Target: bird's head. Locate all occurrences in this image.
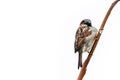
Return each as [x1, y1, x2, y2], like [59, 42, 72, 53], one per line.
[80, 19, 92, 27]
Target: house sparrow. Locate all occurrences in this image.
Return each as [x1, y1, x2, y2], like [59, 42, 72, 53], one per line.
[74, 19, 98, 69]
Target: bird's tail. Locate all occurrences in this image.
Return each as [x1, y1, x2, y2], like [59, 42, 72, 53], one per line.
[78, 50, 82, 69]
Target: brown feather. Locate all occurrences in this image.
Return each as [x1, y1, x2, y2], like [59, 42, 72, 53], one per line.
[75, 26, 91, 52]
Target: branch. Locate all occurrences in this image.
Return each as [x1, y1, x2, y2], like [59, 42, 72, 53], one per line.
[77, 0, 120, 80]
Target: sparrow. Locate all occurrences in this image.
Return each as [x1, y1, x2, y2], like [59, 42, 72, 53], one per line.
[74, 19, 98, 69]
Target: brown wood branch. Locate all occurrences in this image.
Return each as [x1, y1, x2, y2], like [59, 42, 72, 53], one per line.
[77, 0, 120, 80]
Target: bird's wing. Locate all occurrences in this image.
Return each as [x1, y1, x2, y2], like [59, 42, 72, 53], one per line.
[74, 26, 92, 69]
[74, 26, 91, 53]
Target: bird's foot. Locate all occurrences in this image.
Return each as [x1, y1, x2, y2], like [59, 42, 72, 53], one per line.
[94, 36, 98, 40]
[87, 51, 93, 55]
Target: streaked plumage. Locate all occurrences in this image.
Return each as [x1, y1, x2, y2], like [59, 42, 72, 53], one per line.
[74, 19, 98, 69]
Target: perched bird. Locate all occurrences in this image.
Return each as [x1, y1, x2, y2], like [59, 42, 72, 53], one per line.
[74, 19, 98, 69]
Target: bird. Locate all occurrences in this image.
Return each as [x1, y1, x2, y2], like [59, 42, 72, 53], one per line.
[74, 19, 98, 69]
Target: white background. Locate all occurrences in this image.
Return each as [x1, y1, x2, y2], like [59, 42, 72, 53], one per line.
[0, 0, 120, 80]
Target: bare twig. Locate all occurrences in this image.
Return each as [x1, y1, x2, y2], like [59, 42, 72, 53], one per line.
[77, 0, 120, 80]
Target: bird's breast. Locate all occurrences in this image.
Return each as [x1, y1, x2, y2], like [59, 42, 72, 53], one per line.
[82, 39, 95, 53]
